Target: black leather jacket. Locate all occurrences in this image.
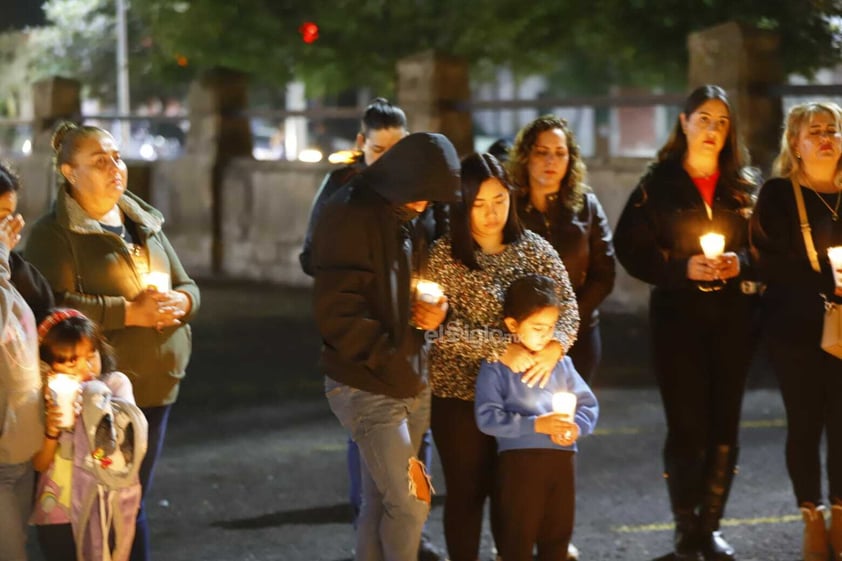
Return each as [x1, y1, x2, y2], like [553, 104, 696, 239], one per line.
[614, 159, 756, 299]
[518, 190, 615, 328]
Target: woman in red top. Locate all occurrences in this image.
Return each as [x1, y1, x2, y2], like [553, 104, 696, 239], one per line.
[614, 85, 759, 561]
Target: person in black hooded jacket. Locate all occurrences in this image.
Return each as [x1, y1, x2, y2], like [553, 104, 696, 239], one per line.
[614, 85, 758, 561]
[312, 132, 461, 561]
[300, 100, 448, 561]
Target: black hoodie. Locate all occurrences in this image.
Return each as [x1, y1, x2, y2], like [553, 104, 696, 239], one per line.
[311, 133, 460, 398]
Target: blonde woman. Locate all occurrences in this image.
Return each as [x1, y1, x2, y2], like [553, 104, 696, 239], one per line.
[751, 101, 842, 561]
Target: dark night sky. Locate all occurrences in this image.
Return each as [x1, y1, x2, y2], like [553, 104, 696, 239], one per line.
[2, 0, 47, 31]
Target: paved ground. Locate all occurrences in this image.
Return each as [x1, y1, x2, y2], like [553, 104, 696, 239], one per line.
[27, 281, 802, 561]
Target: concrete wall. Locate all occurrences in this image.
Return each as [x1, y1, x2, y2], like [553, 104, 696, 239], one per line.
[219, 158, 327, 285]
[214, 155, 652, 312]
[6, 150, 651, 314]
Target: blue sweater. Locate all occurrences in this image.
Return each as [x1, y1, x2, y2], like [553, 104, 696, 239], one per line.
[475, 356, 598, 453]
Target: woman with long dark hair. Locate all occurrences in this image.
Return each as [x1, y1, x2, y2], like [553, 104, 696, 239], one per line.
[427, 152, 579, 561]
[614, 85, 758, 561]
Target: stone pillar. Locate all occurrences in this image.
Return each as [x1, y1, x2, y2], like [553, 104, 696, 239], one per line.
[688, 21, 784, 174]
[153, 67, 252, 275]
[31, 76, 81, 151]
[397, 50, 473, 156]
[185, 67, 252, 160]
[16, 77, 81, 230]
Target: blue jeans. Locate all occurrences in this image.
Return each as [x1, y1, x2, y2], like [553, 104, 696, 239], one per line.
[348, 429, 434, 528]
[326, 377, 432, 561]
[0, 461, 34, 561]
[130, 404, 173, 561]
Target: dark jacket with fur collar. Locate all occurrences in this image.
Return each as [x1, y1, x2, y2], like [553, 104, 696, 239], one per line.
[23, 186, 200, 407]
[312, 132, 460, 398]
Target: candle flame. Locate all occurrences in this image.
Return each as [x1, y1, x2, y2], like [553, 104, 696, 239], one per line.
[699, 233, 725, 259]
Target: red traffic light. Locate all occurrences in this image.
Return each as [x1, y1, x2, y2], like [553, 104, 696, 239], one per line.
[299, 21, 319, 44]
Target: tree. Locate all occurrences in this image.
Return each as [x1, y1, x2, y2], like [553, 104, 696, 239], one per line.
[0, 31, 34, 117]
[28, 0, 191, 106]
[133, 0, 589, 95]
[571, 0, 842, 93]
[24, 0, 842, 100]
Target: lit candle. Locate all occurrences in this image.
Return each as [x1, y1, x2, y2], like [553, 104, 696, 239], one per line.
[829, 247, 842, 288]
[141, 272, 171, 292]
[414, 279, 443, 304]
[699, 233, 725, 260]
[552, 391, 577, 419]
[48, 373, 81, 429]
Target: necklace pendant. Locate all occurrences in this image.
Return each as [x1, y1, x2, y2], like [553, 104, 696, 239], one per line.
[834, 214, 839, 222]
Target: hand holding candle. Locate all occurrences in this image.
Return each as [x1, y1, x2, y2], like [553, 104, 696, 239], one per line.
[552, 391, 577, 419]
[141, 272, 171, 293]
[829, 247, 842, 290]
[699, 233, 725, 260]
[410, 279, 448, 330]
[47, 373, 81, 429]
[414, 280, 443, 304]
[534, 392, 580, 446]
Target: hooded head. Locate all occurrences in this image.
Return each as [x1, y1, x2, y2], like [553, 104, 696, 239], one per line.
[359, 132, 461, 205]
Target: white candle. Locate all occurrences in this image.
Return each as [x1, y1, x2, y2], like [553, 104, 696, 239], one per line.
[828, 247, 842, 288]
[699, 233, 725, 260]
[552, 391, 577, 419]
[48, 373, 81, 429]
[141, 272, 171, 292]
[414, 280, 443, 304]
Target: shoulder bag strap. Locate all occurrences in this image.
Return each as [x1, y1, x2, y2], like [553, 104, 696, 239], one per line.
[792, 178, 822, 273]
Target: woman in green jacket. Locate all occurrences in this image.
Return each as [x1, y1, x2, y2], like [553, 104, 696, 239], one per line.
[24, 122, 200, 561]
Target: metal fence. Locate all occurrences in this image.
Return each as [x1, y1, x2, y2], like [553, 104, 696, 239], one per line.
[3, 85, 842, 164]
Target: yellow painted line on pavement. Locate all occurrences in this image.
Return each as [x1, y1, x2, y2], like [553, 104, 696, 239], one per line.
[595, 418, 786, 437]
[740, 418, 787, 428]
[593, 427, 641, 436]
[614, 514, 801, 534]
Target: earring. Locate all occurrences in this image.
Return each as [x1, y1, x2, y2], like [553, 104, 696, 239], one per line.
[795, 152, 801, 159]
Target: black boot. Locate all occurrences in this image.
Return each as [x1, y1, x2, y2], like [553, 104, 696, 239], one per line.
[699, 445, 738, 561]
[673, 509, 705, 561]
[664, 449, 707, 561]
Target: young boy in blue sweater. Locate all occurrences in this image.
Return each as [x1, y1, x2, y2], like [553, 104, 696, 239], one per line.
[475, 274, 599, 561]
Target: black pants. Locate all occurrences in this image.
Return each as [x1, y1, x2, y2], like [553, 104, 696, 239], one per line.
[567, 323, 602, 384]
[431, 396, 501, 561]
[497, 449, 575, 561]
[763, 303, 842, 506]
[37, 523, 76, 561]
[650, 291, 754, 509]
